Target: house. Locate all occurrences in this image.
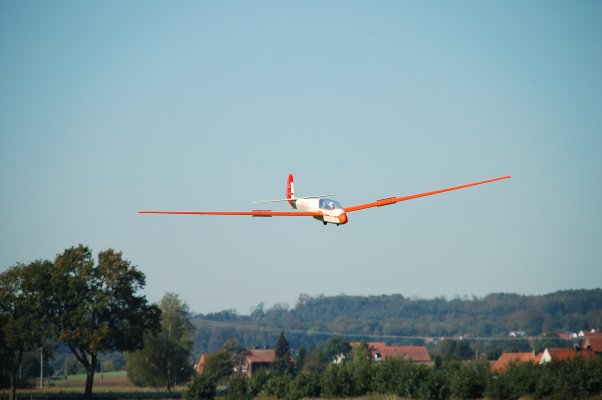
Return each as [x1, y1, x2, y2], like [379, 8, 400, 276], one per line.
[350, 342, 431, 363]
[583, 333, 602, 356]
[537, 348, 596, 364]
[194, 348, 276, 377]
[491, 352, 536, 372]
[578, 329, 598, 337]
[240, 349, 276, 377]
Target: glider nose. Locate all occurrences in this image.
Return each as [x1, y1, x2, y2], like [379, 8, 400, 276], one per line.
[338, 212, 348, 224]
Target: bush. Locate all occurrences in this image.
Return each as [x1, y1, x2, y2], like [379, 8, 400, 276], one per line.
[373, 358, 428, 398]
[185, 374, 216, 400]
[225, 374, 250, 400]
[420, 367, 451, 400]
[288, 370, 321, 400]
[545, 356, 602, 400]
[449, 361, 491, 399]
[488, 361, 537, 400]
[321, 363, 355, 398]
[263, 373, 292, 399]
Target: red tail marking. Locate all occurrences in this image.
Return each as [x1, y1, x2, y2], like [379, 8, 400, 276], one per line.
[286, 173, 294, 207]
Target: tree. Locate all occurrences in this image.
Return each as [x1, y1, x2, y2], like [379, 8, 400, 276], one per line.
[321, 363, 355, 397]
[433, 339, 475, 361]
[419, 366, 451, 400]
[0, 260, 53, 400]
[351, 340, 372, 396]
[224, 374, 251, 400]
[321, 336, 352, 365]
[260, 371, 293, 399]
[160, 293, 194, 389]
[450, 360, 491, 400]
[185, 373, 216, 400]
[126, 292, 194, 390]
[199, 349, 235, 384]
[487, 361, 538, 400]
[50, 245, 160, 400]
[289, 370, 321, 399]
[272, 332, 293, 375]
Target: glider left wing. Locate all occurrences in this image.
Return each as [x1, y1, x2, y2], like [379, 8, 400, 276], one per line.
[137, 210, 323, 217]
[344, 176, 511, 213]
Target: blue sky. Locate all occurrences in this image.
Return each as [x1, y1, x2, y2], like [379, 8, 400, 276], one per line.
[1, 1, 601, 314]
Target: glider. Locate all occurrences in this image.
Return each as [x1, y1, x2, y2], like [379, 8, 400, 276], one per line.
[139, 174, 510, 226]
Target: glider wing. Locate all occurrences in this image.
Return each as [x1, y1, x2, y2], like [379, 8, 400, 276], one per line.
[137, 210, 323, 217]
[343, 176, 511, 213]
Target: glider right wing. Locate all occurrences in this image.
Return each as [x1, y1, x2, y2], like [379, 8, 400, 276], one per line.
[343, 176, 511, 213]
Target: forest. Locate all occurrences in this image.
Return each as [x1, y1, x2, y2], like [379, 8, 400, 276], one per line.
[192, 289, 602, 356]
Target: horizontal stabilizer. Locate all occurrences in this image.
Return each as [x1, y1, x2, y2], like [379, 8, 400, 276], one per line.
[254, 194, 335, 204]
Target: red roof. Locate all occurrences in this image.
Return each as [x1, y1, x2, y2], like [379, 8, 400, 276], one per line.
[195, 353, 208, 374]
[492, 352, 536, 372]
[351, 342, 431, 363]
[246, 349, 276, 364]
[377, 345, 431, 362]
[585, 337, 602, 353]
[539, 348, 596, 363]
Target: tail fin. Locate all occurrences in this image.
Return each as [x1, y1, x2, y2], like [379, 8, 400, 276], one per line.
[254, 174, 333, 205]
[286, 173, 295, 208]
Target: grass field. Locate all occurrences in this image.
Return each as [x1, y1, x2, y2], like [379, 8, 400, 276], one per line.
[50, 370, 133, 387]
[0, 371, 186, 399]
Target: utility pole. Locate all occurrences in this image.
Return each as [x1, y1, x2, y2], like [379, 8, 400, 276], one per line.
[167, 322, 172, 391]
[39, 347, 44, 389]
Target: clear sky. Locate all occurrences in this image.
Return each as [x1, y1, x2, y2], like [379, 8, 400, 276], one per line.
[1, 1, 601, 315]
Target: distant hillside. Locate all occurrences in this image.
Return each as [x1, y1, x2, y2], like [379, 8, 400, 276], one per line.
[191, 289, 602, 355]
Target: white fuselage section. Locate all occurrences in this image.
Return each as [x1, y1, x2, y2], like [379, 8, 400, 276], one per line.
[293, 198, 348, 225]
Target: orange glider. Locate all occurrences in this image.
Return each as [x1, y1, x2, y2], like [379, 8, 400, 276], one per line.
[138, 174, 510, 226]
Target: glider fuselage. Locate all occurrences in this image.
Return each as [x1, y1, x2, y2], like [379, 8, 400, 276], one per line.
[292, 197, 348, 225]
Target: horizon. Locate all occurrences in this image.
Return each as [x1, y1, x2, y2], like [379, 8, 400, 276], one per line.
[193, 287, 601, 317]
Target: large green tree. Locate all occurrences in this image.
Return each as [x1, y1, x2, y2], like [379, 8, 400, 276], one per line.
[0, 260, 53, 400]
[126, 292, 194, 390]
[51, 245, 160, 400]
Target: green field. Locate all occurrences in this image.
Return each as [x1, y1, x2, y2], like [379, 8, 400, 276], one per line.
[49, 369, 132, 388]
[3, 371, 185, 400]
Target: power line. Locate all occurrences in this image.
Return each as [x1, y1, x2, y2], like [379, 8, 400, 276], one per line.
[193, 319, 538, 342]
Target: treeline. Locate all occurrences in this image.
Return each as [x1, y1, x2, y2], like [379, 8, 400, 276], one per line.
[192, 290, 602, 354]
[187, 336, 602, 400]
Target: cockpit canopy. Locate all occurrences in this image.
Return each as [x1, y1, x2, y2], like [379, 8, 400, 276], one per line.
[319, 198, 343, 210]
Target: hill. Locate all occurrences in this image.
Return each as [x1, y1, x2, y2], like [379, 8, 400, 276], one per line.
[191, 289, 602, 355]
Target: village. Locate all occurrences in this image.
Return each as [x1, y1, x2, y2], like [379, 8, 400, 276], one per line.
[194, 329, 602, 378]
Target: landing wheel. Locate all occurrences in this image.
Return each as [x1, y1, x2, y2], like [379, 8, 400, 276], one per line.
[323, 221, 327, 226]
